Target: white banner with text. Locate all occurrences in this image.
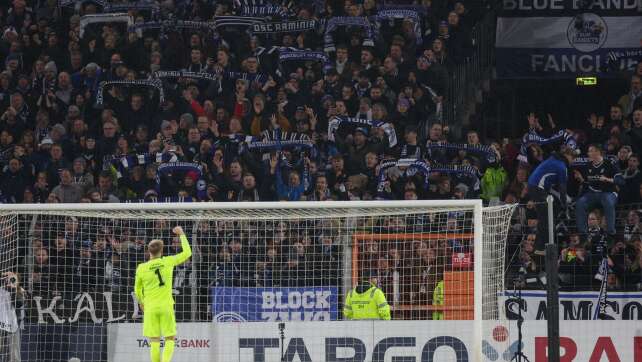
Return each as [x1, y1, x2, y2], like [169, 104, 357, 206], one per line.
[501, 290, 642, 320]
[107, 320, 642, 361]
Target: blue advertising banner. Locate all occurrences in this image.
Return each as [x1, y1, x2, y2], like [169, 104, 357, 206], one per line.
[496, 2, 642, 78]
[212, 287, 339, 322]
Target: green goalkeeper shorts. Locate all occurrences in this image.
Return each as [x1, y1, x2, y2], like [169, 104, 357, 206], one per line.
[143, 307, 176, 338]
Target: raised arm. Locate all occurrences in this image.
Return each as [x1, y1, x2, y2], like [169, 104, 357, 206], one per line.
[171, 226, 192, 266]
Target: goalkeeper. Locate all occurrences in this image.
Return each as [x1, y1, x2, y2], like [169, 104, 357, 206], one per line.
[135, 226, 192, 362]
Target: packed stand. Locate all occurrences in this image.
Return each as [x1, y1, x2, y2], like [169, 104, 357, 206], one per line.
[0, 0, 489, 204]
[0, 0, 641, 302]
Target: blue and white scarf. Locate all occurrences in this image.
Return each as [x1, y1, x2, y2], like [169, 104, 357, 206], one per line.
[222, 71, 269, 84]
[262, 129, 306, 141]
[519, 129, 577, 163]
[125, 196, 195, 203]
[96, 79, 164, 105]
[327, 116, 397, 147]
[260, 129, 317, 157]
[214, 15, 266, 30]
[103, 1, 160, 18]
[399, 143, 422, 159]
[375, 158, 430, 197]
[155, 162, 207, 200]
[430, 163, 481, 194]
[128, 20, 217, 36]
[252, 19, 317, 34]
[405, 160, 432, 188]
[255, 129, 313, 179]
[374, 8, 422, 45]
[324, 17, 375, 52]
[255, 46, 297, 56]
[212, 71, 268, 92]
[211, 134, 256, 162]
[419, 83, 443, 121]
[59, 0, 106, 8]
[240, 4, 289, 17]
[246, 139, 314, 152]
[571, 155, 618, 167]
[278, 49, 332, 75]
[425, 143, 497, 163]
[247, 131, 313, 156]
[378, 3, 429, 15]
[80, 13, 133, 38]
[376, 158, 402, 195]
[153, 70, 219, 82]
[104, 152, 179, 178]
[376, 159, 480, 199]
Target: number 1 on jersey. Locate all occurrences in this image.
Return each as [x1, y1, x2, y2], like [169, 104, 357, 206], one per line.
[154, 268, 165, 286]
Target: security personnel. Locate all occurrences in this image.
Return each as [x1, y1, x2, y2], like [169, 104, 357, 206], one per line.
[432, 280, 444, 320]
[343, 273, 391, 320]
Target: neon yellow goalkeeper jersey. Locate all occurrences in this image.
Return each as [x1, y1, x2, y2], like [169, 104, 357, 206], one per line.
[135, 234, 192, 310]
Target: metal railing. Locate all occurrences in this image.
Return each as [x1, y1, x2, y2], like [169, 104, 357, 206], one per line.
[444, 11, 497, 129]
[507, 201, 642, 292]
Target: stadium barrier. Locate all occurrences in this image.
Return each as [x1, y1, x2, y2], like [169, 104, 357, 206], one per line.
[107, 320, 642, 362]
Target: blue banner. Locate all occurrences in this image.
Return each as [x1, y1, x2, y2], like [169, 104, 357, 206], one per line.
[212, 287, 339, 322]
[496, 9, 642, 78]
[496, 47, 642, 79]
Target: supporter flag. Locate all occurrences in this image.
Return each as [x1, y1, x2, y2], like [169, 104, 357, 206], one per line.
[495, 1, 642, 78]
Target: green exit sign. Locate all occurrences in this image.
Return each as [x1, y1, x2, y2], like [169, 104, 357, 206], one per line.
[576, 77, 597, 86]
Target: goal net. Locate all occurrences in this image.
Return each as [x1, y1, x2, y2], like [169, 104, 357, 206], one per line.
[0, 200, 515, 362]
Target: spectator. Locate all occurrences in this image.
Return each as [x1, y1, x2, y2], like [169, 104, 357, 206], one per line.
[618, 75, 642, 116]
[96, 120, 118, 163]
[312, 233, 340, 286]
[51, 168, 82, 203]
[574, 144, 624, 238]
[559, 245, 592, 289]
[527, 147, 575, 253]
[480, 148, 508, 203]
[44, 143, 70, 188]
[622, 211, 642, 243]
[94, 170, 120, 202]
[281, 241, 309, 287]
[73, 240, 98, 293]
[0, 158, 29, 202]
[627, 110, 642, 156]
[49, 233, 75, 297]
[275, 161, 305, 201]
[608, 104, 624, 124]
[237, 173, 265, 201]
[212, 248, 234, 287]
[32, 171, 50, 203]
[31, 247, 50, 296]
[71, 157, 94, 194]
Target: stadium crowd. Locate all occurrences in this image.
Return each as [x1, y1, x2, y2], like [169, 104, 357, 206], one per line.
[0, 0, 642, 321]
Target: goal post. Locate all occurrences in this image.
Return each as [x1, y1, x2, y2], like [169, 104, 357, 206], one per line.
[0, 200, 516, 362]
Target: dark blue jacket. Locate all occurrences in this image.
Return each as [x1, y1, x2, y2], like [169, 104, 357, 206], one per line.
[528, 154, 569, 205]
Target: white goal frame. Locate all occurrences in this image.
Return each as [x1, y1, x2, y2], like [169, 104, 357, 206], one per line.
[1, 199, 487, 361]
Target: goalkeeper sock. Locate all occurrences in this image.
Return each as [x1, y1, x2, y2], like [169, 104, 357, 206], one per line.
[150, 341, 161, 362]
[162, 339, 175, 362]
